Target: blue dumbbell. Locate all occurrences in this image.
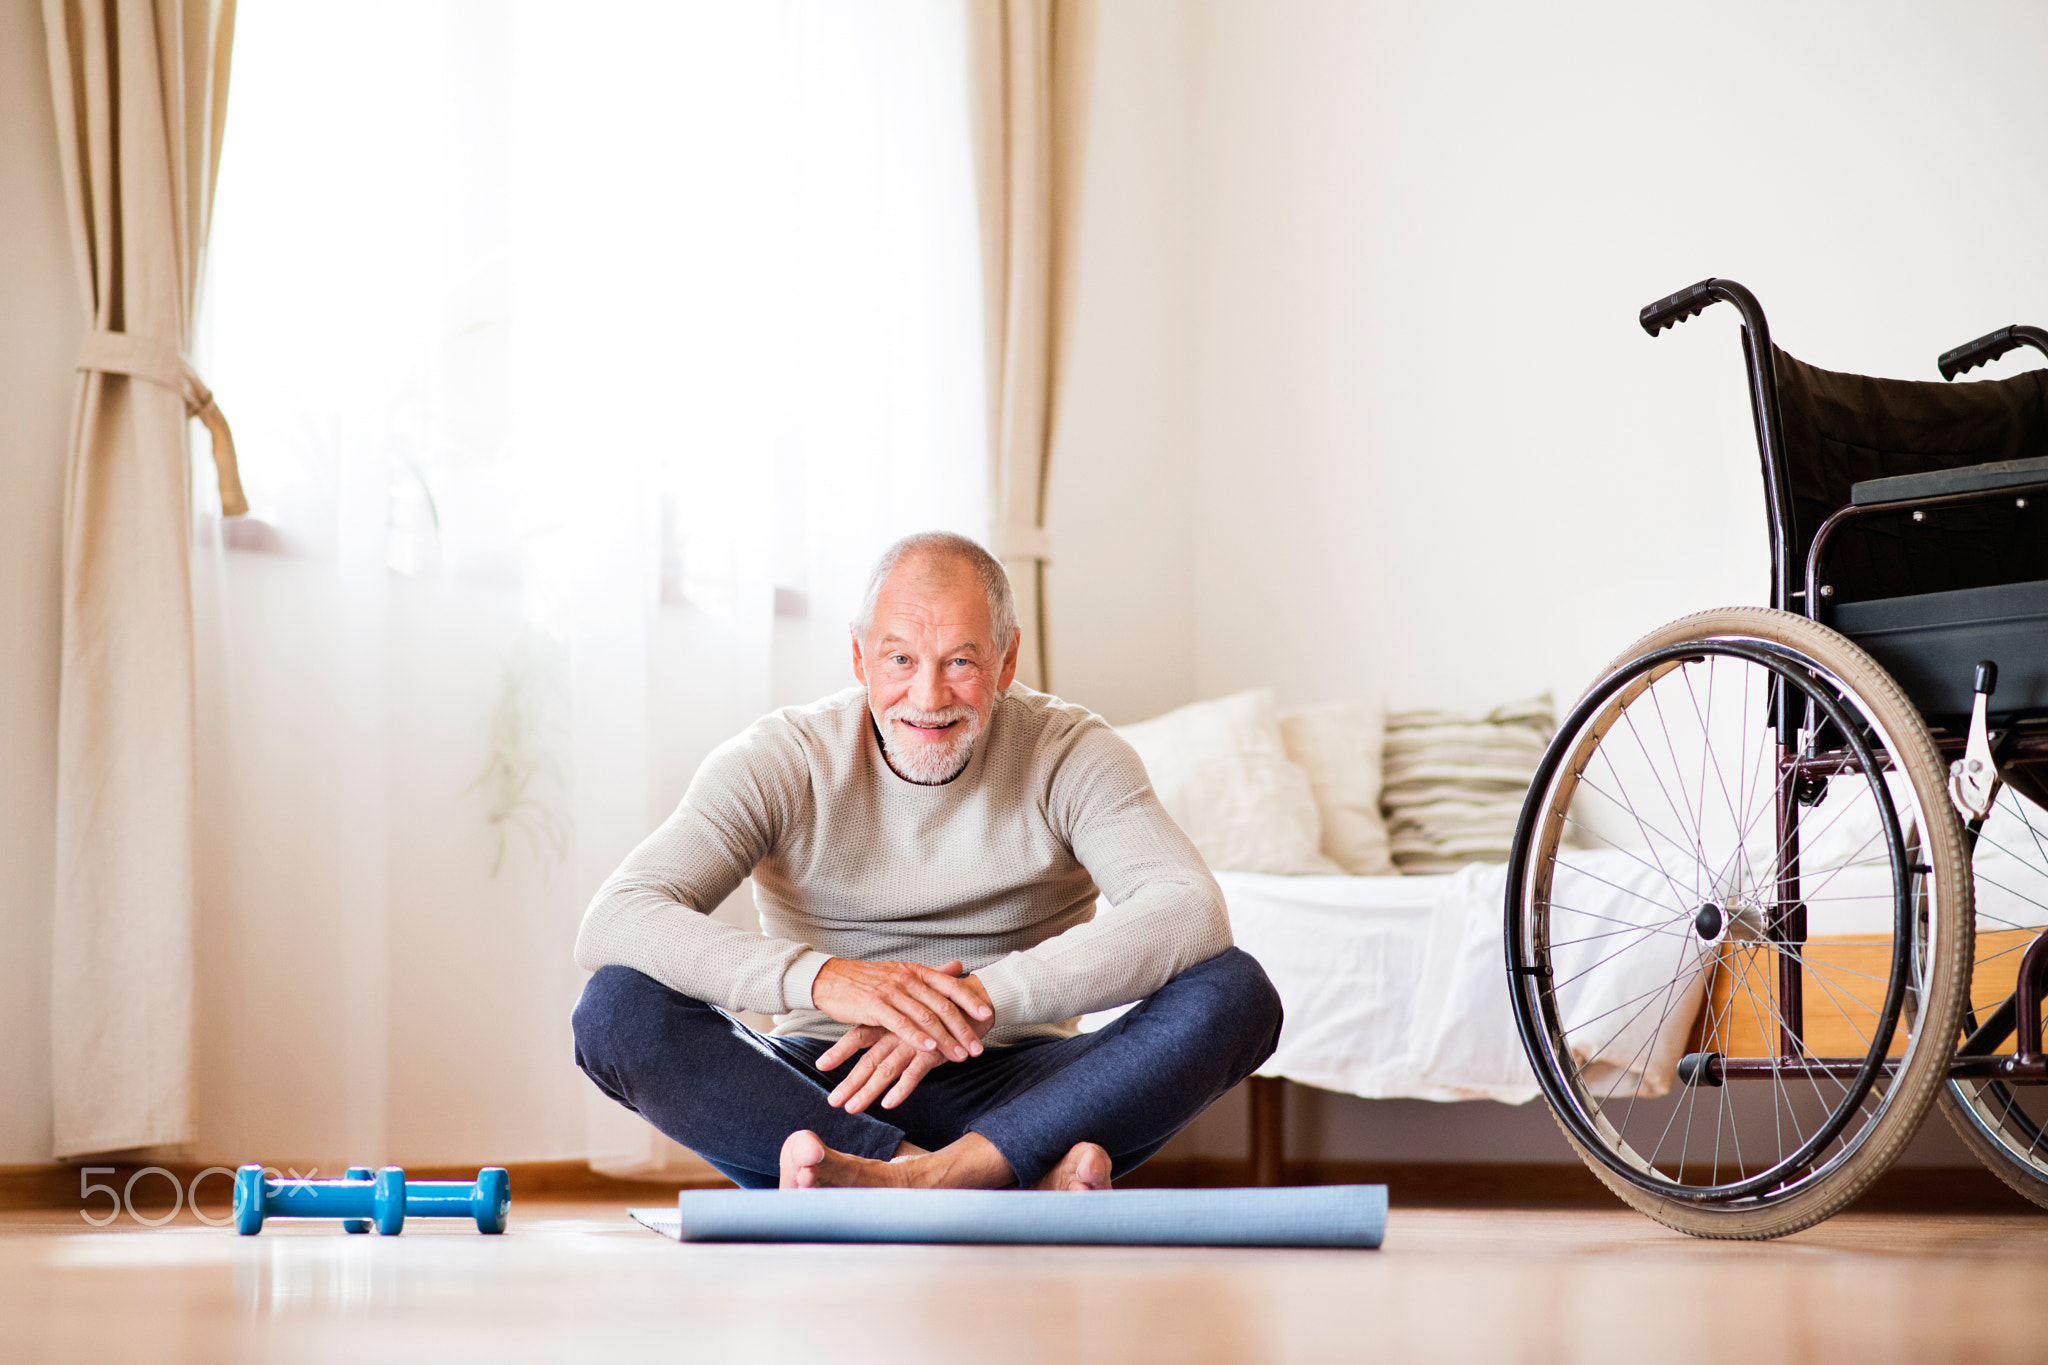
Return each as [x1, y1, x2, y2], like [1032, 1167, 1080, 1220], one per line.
[234, 1164, 405, 1235]
[404, 1168, 510, 1233]
[232, 1165, 510, 1235]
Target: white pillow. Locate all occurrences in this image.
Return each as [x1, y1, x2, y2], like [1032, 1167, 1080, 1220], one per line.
[1117, 690, 1342, 875]
[1279, 697, 1395, 876]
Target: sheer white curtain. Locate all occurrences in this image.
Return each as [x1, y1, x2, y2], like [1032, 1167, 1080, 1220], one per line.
[193, 0, 986, 1172]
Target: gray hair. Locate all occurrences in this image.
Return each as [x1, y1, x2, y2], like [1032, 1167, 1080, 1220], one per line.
[852, 531, 1019, 659]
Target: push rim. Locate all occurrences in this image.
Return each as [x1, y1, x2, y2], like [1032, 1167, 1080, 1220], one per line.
[1508, 634, 1926, 1207]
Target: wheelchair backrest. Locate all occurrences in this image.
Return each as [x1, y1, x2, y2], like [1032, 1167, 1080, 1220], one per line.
[1773, 348, 2048, 607]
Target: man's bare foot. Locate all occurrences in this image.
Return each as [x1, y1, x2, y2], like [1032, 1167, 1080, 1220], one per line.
[780, 1130, 918, 1188]
[780, 1130, 1017, 1190]
[1033, 1142, 1112, 1192]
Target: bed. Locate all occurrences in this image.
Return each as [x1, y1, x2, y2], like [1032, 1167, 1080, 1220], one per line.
[1083, 848, 1717, 1179]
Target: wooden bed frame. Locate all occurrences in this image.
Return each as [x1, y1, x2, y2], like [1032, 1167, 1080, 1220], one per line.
[1249, 1075, 1287, 1185]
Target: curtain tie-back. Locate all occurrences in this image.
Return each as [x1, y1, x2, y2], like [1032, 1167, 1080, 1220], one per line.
[988, 525, 1052, 562]
[75, 329, 250, 518]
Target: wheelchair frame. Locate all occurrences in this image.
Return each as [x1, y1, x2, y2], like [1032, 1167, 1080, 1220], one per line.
[1641, 279, 2048, 1088]
[1508, 278, 2048, 1236]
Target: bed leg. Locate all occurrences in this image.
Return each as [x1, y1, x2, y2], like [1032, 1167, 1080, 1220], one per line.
[1248, 1076, 1286, 1186]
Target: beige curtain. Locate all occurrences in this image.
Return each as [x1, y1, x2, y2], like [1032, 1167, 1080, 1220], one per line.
[42, 0, 244, 1157]
[969, 0, 1095, 693]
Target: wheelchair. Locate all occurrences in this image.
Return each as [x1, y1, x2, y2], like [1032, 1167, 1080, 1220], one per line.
[1505, 278, 2048, 1238]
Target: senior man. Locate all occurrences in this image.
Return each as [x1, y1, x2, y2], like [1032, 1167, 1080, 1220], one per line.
[571, 531, 1280, 1191]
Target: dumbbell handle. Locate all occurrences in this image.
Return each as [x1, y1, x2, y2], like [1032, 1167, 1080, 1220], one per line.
[407, 1181, 485, 1217]
[264, 1176, 375, 1219]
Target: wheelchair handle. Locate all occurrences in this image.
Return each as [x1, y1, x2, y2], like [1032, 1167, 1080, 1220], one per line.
[1938, 324, 2048, 381]
[1640, 279, 1720, 337]
[1635, 278, 1803, 663]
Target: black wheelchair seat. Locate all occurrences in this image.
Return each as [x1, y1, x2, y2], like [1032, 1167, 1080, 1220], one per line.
[1835, 579, 2048, 718]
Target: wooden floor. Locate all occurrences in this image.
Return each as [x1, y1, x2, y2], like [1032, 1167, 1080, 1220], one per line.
[6, 1197, 2048, 1362]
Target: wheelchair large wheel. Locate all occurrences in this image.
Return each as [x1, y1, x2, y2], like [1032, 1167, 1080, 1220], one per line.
[1507, 607, 1972, 1239]
[1941, 787, 2048, 1209]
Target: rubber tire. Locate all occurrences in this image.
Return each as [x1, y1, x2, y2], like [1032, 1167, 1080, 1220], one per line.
[1522, 607, 1974, 1240]
[1939, 1083, 2048, 1211]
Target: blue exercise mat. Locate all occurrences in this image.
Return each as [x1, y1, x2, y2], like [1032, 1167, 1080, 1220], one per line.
[662, 1185, 1385, 1248]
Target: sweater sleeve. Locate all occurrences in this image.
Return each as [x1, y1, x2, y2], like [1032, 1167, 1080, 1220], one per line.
[573, 719, 831, 1014]
[973, 719, 1232, 1026]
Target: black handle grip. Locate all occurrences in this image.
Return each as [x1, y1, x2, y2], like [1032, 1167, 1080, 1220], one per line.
[1940, 327, 2023, 381]
[1976, 660, 1999, 697]
[1640, 279, 1720, 337]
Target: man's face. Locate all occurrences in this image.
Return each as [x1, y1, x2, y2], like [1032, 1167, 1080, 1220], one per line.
[852, 556, 1020, 785]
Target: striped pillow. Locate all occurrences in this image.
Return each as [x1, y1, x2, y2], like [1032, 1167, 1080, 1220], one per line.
[1381, 696, 1553, 874]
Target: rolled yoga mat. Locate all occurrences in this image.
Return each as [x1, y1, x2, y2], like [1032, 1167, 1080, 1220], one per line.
[654, 1185, 1386, 1248]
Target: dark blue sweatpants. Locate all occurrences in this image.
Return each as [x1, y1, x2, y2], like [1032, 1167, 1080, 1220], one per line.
[572, 947, 1282, 1189]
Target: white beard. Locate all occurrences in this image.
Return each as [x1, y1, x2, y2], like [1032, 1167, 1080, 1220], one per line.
[876, 699, 983, 785]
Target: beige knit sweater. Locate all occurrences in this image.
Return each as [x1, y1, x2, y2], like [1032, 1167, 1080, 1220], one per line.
[573, 686, 1230, 1043]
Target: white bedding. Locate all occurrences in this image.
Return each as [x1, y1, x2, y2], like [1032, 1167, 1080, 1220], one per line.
[1092, 849, 1709, 1105]
[1086, 785, 2048, 1110]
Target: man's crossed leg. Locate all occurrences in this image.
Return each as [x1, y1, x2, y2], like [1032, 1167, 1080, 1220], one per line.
[572, 948, 1282, 1191]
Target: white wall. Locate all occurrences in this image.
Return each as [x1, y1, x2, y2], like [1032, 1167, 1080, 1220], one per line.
[0, 1, 74, 1165]
[1184, 0, 2048, 713]
[1055, 0, 2048, 1166]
